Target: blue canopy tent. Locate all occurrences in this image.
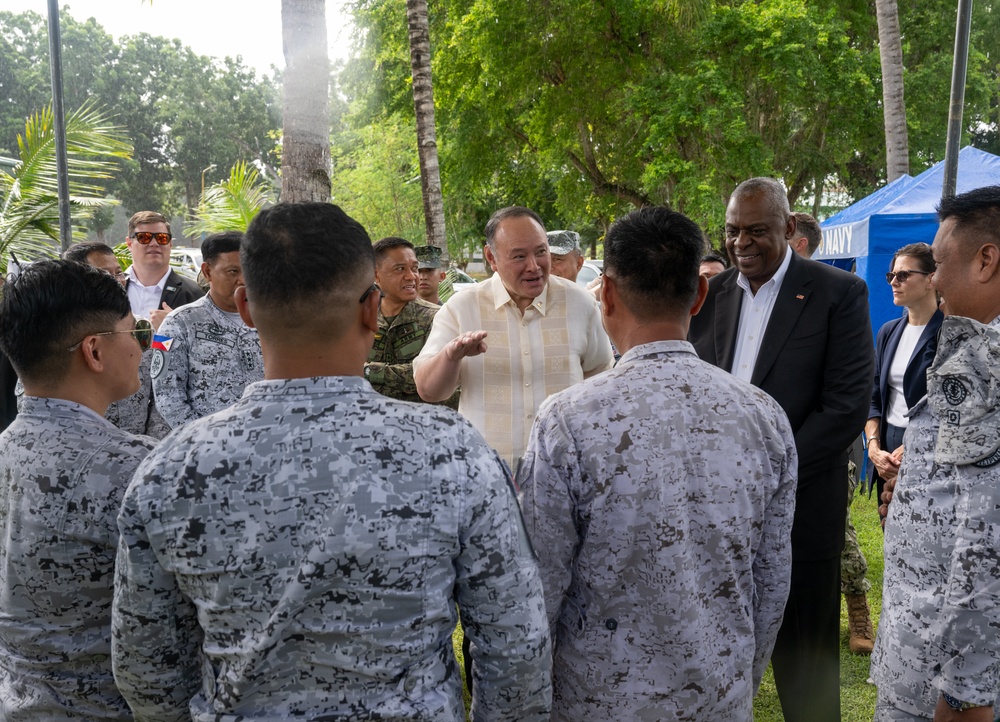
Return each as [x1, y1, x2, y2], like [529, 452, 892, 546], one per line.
[815, 146, 1000, 337]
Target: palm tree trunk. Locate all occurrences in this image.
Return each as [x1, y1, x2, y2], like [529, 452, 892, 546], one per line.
[406, 0, 447, 254]
[876, 0, 909, 181]
[281, 0, 331, 202]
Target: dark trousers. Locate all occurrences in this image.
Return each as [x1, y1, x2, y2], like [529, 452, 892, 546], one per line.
[771, 556, 842, 722]
[875, 422, 907, 501]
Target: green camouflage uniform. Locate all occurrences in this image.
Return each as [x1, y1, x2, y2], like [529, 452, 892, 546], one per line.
[365, 298, 459, 409]
[841, 446, 871, 596]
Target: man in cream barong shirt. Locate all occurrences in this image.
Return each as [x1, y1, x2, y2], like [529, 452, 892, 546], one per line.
[414, 206, 613, 472]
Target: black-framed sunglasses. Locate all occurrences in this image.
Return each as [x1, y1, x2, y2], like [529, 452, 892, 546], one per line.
[359, 283, 385, 304]
[67, 318, 154, 352]
[130, 231, 172, 245]
[885, 269, 932, 284]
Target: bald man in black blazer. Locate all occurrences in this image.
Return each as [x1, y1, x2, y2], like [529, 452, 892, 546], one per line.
[689, 178, 873, 722]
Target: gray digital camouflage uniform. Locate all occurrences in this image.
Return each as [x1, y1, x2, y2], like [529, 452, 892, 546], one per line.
[113, 375, 551, 722]
[518, 340, 797, 721]
[872, 316, 1000, 718]
[107, 347, 170, 438]
[16, 350, 169, 439]
[366, 297, 459, 409]
[0, 396, 154, 720]
[151, 294, 263, 429]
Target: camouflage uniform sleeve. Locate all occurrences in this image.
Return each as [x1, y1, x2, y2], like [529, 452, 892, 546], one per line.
[364, 360, 418, 397]
[152, 312, 199, 429]
[454, 423, 552, 722]
[934, 466, 1000, 705]
[516, 396, 580, 630]
[112, 465, 202, 721]
[751, 402, 797, 691]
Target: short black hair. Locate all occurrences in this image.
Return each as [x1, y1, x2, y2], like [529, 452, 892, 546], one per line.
[484, 206, 545, 249]
[792, 212, 822, 256]
[242, 202, 373, 309]
[201, 231, 243, 264]
[937, 186, 1000, 251]
[372, 237, 414, 265]
[0, 259, 130, 384]
[604, 206, 704, 319]
[701, 251, 727, 267]
[62, 241, 116, 264]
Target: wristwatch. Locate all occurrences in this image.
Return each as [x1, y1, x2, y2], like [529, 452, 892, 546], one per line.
[867, 436, 880, 448]
[942, 691, 980, 712]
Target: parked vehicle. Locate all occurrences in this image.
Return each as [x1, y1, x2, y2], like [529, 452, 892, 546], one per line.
[169, 249, 203, 280]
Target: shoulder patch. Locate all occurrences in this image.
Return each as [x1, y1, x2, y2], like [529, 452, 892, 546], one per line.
[150, 349, 166, 379]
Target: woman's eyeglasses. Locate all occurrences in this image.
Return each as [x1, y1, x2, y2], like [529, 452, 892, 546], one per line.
[67, 318, 154, 352]
[885, 269, 931, 284]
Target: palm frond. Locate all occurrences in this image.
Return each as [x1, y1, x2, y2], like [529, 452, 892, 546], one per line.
[187, 161, 273, 235]
[0, 101, 132, 272]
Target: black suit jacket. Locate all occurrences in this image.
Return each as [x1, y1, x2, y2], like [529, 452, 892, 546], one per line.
[157, 269, 205, 309]
[689, 252, 874, 560]
[867, 309, 943, 492]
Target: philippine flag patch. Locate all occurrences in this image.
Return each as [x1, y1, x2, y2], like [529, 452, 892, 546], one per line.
[152, 334, 173, 352]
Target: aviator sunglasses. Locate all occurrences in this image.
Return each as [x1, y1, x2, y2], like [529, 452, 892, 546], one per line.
[885, 269, 931, 284]
[67, 318, 154, 352]
[130, 231, 173, 246]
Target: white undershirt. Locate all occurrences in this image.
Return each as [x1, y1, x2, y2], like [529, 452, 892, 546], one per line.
[126, 266, 170, 319]
[885, 322, 926, 427]
[730, 246, 794, 382]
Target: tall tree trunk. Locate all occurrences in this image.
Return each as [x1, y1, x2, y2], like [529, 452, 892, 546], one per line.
[406, 0, 447, 254]
[876, 0, 909, 181]
[281, 0, 331, 203]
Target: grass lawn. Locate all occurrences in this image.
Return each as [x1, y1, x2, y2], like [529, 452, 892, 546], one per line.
[753, 487, 883, 721]
[453, 487, 885, 720]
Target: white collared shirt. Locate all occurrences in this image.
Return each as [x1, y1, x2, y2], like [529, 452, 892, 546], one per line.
[730, 246, 794, 382]
[415, 274, 613, 470]
[126, 266, 170, 319]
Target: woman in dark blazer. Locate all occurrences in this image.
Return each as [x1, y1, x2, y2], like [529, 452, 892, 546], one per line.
[865, 243, 942, 501]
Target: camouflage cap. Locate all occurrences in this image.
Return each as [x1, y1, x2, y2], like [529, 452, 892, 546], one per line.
[546, 230, 581, 256]
[927, 316, 1000, 467]
[415, 245, 443, 269]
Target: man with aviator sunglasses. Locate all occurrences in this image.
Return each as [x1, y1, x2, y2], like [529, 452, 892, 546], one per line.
[0, 260, 156, 719]
[124, 211, 203, 330]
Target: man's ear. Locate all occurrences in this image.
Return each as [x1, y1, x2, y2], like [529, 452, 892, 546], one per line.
[690, 274, 709, 317]
[200, 261, 213, 283]
[234, 286, 255, 328]
[78, 336, 106, 373]
[361, 286, 380, 334]
[600, 274, 614, 315]
[484, 243, 499, 273]
[977, 243, 1000, 281]
[785, 213, 798, 241]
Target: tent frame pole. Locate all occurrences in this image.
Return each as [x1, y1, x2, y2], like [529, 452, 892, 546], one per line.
[943, 0, 974, 199]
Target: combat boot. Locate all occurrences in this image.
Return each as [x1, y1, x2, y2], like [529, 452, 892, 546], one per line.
[846, 592, 875, 655]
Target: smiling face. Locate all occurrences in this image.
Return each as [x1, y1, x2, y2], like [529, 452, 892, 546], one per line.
[375, 246, 419, 309]
[485, 215, 550, 309]
[126, 221, 172, 279]
[724, 192, 793, 293]
[931, 217, 980, 318]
